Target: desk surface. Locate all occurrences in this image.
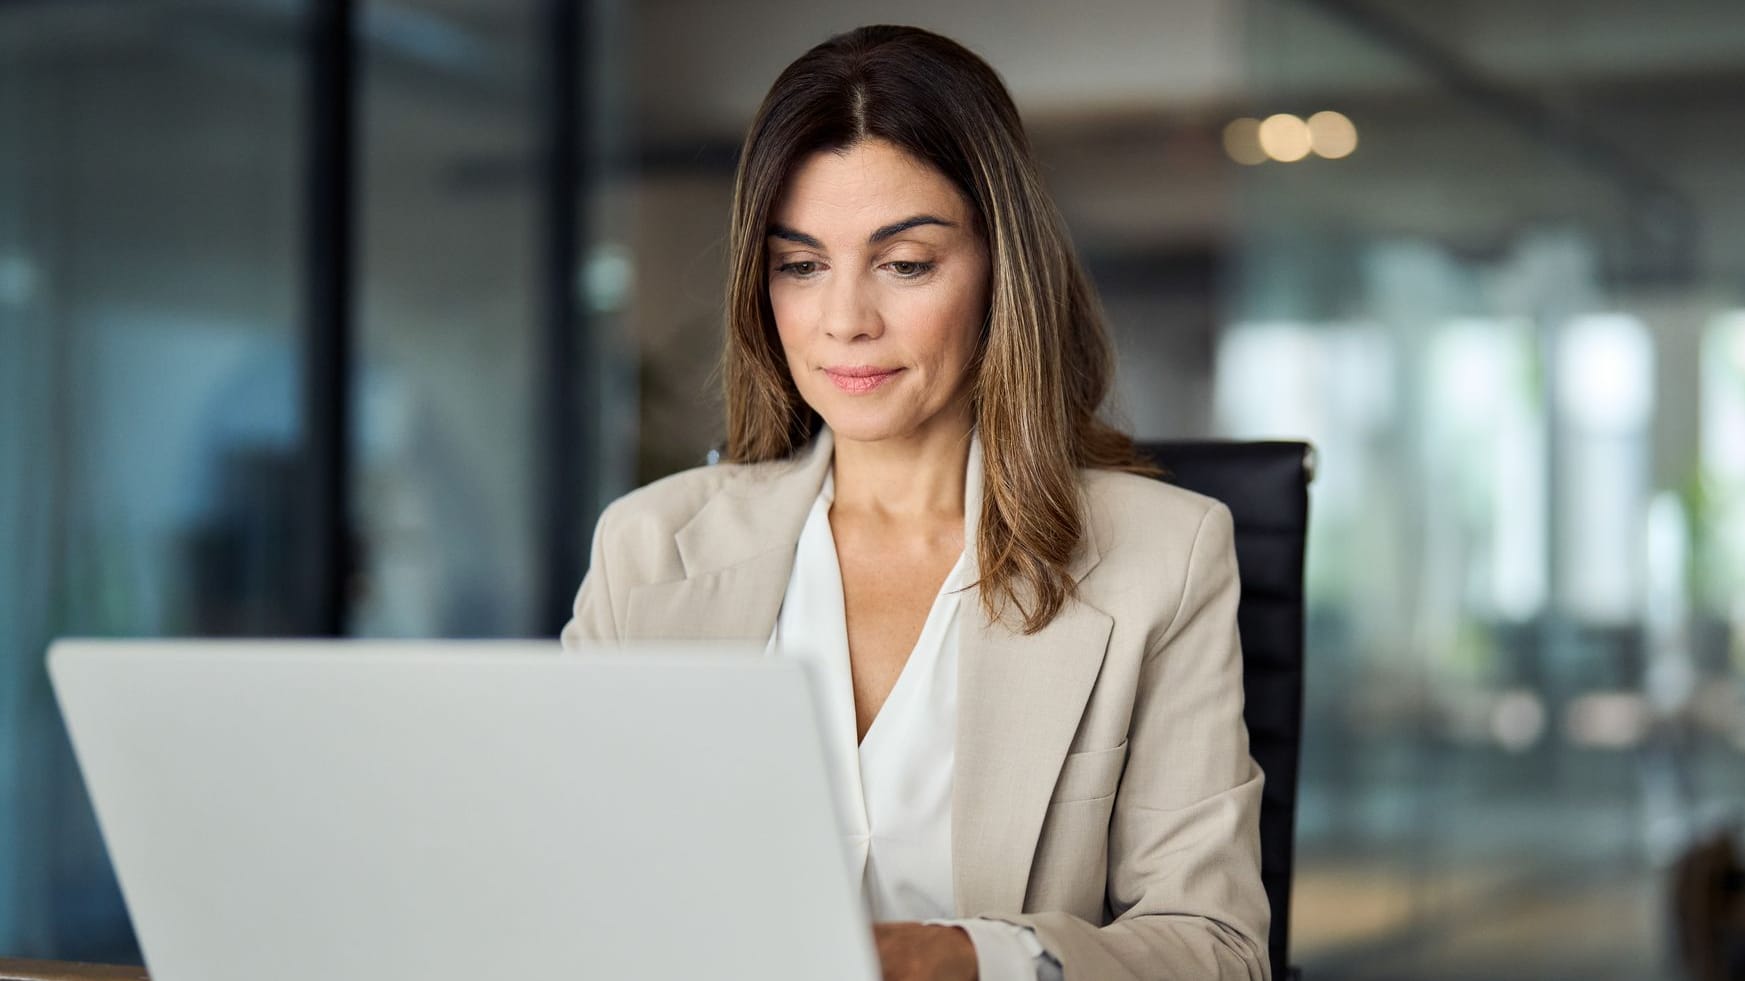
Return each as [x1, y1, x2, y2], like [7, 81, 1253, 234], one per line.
[0, 960, 147, 981]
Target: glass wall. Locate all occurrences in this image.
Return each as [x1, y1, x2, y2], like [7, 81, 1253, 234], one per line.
[348, 0, 638, 639]
[0, 0, 630, 958]
[1228, 1, 1745, 976]
[351, 0, 546, 638]
[0, 1, 305, 960]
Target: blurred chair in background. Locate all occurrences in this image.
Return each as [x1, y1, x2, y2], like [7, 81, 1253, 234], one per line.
[1672, 828, 1745, 981]
[1138, 440, 1314, 981]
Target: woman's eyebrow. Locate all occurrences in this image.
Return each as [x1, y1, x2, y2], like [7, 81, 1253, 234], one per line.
[767, 214, 957, 248]
[867, 214, 956, 243]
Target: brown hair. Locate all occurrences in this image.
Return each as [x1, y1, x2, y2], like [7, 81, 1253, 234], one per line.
[723, 24, 1153, 633]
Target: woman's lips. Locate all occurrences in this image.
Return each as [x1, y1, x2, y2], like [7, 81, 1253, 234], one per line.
[823, 366, 903, 394]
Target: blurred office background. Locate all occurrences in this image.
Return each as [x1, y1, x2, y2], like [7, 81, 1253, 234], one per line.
[3, 1, 1744, 977]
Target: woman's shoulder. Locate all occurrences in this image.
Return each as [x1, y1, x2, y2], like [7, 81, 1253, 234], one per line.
[1073, 467, 1238, 636]
[601, 460, 739, 527]
[593, 451, 815, 554]
[1078, 467, 1228, 539]
[1076, 466, 1234, 580]
[598, 455, 790, 533]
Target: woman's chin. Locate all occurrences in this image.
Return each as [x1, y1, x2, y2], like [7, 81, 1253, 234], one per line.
[809, 398, 923, 445]
[813, 404, 967, 448]
[816, 412, 911, 445]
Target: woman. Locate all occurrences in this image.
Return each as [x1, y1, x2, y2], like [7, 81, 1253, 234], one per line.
[561, 24, 1269, 981]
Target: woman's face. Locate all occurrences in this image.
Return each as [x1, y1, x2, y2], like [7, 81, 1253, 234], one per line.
[766, 138, 990, 448]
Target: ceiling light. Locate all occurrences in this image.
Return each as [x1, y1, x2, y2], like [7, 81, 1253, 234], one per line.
[1257, 114, 1311, 163]
[1308, 110, 1358, 159]
[1222, 117, 1267, 166]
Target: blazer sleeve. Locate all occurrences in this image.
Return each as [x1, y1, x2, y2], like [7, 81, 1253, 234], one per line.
[560, 505, 622, 648]
[982, 501, 1271, 980]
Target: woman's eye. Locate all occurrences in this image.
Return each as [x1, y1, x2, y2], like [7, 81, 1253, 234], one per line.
[887, 260, 934, 278]
[776, 261, 819, 277]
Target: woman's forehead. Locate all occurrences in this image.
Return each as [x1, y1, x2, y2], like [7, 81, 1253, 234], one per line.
[769, 141, 971, 236]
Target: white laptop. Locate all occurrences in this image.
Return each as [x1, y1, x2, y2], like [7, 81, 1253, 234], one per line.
[48, 639, 880, 981]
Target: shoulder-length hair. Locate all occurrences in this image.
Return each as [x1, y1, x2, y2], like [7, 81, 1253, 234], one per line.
[722, 24, 1153, 634]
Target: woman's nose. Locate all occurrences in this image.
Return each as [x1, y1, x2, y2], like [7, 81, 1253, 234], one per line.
[821, 273, 882, 342]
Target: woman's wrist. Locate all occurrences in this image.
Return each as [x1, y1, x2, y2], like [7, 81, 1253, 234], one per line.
[940, 924, 980, 979]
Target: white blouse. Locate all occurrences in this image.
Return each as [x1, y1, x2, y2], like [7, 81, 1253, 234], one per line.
[764, 434, 1063, 981]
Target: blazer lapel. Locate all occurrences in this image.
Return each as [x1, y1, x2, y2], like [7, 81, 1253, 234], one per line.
[623, 430, 834, 644]
[952, 497, 1114, 916]
[622, 554, 797, 643]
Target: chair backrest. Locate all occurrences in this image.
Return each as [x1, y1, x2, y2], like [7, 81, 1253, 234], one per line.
[1136, 440, 1312, 981]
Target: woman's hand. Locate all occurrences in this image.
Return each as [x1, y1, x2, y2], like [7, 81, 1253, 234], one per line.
[872, 922, 978, 981]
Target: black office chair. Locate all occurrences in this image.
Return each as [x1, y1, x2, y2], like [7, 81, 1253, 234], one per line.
[1137, 440, 1313, 981]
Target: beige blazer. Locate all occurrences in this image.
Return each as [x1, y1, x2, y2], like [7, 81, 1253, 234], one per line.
[560, 430, 1271, 981]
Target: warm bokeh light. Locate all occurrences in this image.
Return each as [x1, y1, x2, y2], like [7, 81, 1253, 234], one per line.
[1228, 111, 1357, 164]
[1257, 113, 1311, 162]
[1307, 110, 1359, 158]
[1222, 117, 1267, 165]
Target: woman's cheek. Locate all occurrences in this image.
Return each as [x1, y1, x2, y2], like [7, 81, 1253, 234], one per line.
[770, 293, 812, 352]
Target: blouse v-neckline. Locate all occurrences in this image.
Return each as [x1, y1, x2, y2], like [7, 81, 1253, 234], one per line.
[764, 431, 982, 922]
[813, 465, 974, 752]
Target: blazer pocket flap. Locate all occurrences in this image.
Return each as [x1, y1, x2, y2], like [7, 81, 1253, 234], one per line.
[1050, 740, 1129, 802]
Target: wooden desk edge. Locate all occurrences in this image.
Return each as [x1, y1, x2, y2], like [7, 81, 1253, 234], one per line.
[0, 959, 148, 981]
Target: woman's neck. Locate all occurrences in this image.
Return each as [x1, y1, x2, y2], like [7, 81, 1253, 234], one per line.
[829, 410, 973, 523]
